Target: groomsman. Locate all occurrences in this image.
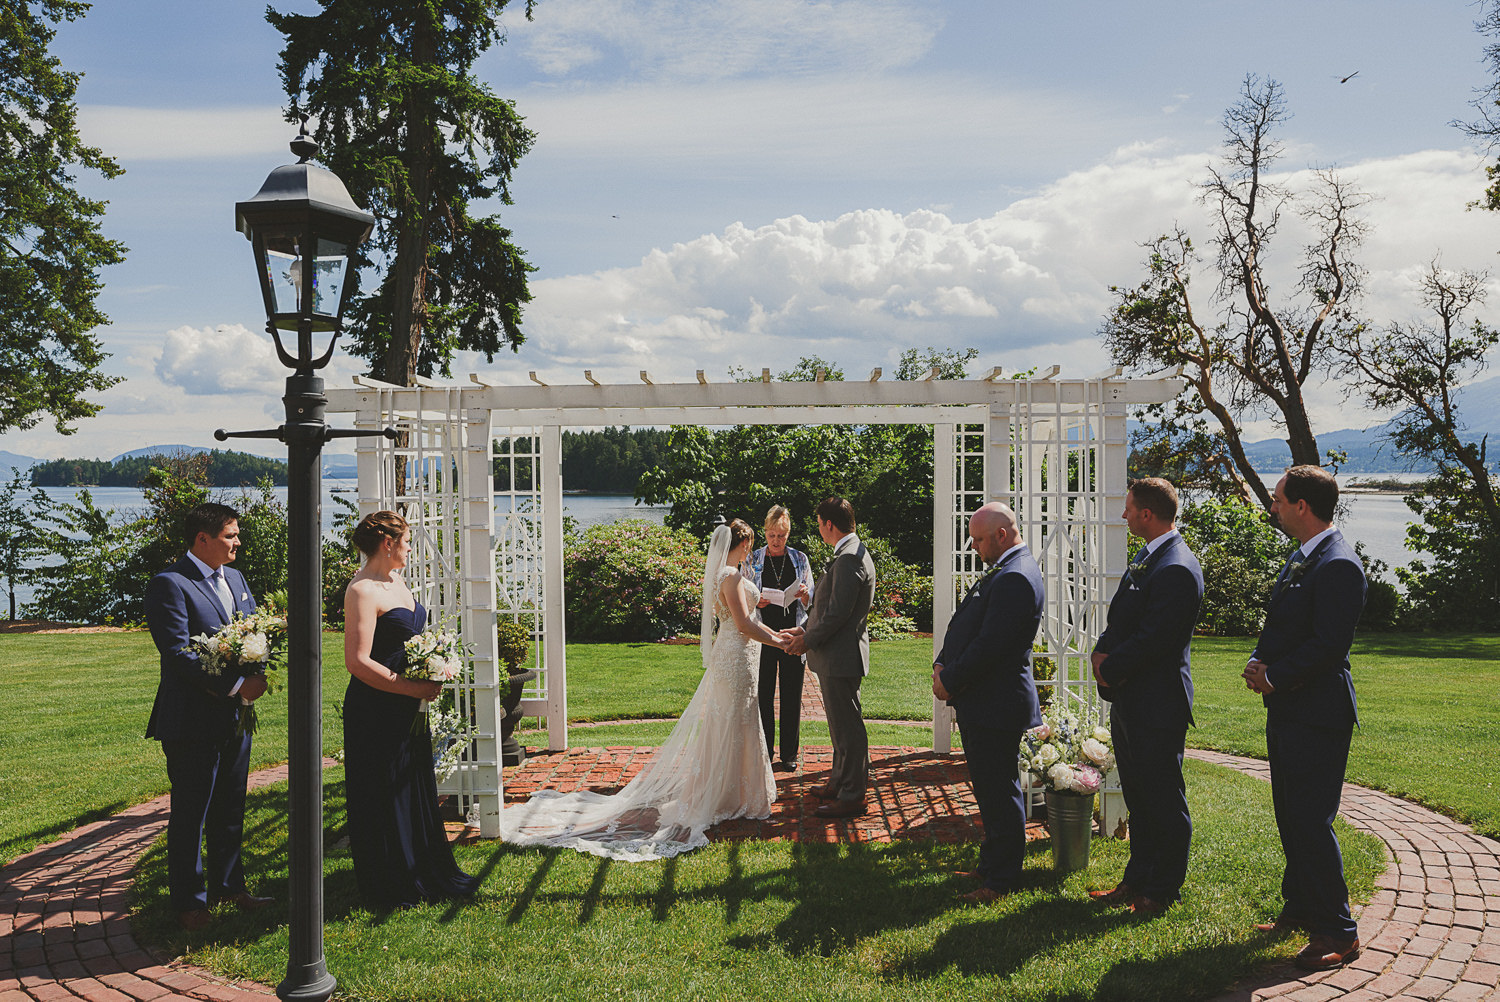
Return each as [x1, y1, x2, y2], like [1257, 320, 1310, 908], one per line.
[1244, 466, 1366, 971]
[786, 497, 876, 818]
[1091, 477, 1203, 916]
[145, 503, 272, 931]
[932, 502, 1043, 904]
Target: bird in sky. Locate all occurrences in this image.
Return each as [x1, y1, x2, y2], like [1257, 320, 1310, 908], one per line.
[1339, 70, 1360, 83]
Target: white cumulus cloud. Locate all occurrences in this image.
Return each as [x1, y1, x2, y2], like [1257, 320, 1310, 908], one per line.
[501, 145, 1498, 395]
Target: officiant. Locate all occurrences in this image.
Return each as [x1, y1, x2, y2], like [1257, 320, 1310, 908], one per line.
[747, 505, 813, 772]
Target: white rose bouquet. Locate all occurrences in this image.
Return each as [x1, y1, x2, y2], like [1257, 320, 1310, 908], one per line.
[186, 609, 286, 736]
[403, 621, 472, 779]
[1019, 704, 1115, 795]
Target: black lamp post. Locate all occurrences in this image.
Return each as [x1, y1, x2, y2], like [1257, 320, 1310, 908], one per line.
[220, 123, 386, 1002]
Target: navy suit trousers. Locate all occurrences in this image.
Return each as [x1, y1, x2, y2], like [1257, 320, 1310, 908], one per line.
[958, 721, 1029, 892]
[1267, 713, 1357, 939]
[162, 730, 253, 911]
[1112, 709, 1191, 901]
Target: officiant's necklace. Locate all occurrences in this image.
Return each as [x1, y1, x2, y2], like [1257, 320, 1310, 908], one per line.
[769, 553, 790, 581]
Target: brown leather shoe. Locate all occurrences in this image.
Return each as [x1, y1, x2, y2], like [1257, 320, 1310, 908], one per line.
[1294, 934, 1361, 971]
[177, 909, 212, 932]
[215, 891, 275, 912]
[960, 886, 1009, 905]
[1088, 884, 1133, 906]
[814, 799, 866, 819]
[1126, 895, 1171, 917]
[809, 783, 839, 800]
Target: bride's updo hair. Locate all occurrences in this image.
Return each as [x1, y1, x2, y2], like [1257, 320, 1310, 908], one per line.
[351, 510, 409, 557]
[726, 518, 754, 551]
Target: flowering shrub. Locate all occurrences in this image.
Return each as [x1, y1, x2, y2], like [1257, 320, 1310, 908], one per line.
[563, 519, 704, 641]
[1019, 704, 1115, 794]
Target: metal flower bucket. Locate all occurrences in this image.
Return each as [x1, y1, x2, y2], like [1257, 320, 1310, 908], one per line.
[1045, 789, 1096, 872]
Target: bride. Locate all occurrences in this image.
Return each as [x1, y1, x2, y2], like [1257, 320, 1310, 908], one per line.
[499, 518, 792, 860]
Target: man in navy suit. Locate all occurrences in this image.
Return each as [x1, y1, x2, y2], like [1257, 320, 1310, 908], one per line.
[1244, 465, 1366, 971]
[933, 502, 1044, 904]
[1091, 477, 1203, 916]
[145, 503, 273, 931]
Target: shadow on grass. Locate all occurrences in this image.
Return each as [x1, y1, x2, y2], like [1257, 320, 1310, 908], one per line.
[3, 800, 130, 865]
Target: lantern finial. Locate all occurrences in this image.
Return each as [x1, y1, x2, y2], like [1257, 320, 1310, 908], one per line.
[290, 117, 318, 164]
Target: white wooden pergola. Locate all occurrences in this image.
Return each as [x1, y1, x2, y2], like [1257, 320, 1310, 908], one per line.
[326, 366, 1183, 838]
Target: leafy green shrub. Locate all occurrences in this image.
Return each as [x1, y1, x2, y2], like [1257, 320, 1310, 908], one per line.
[563, 519, 703, 641]
[496, 618, 532, 670]
[1031, 642, 1057, 709]
[866, 610, 916, 641]
[1361, 579, 1401, 632]
[321, 497, 362, 626]
[1180, 497, 1285, 636]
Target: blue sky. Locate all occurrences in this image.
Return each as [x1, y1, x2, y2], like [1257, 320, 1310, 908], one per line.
[4, 0, 1498, 463]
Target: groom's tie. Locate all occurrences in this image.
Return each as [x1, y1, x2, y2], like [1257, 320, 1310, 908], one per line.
[211, 567, 234, 620]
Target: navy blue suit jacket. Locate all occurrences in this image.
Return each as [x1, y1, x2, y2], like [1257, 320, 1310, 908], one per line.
[936, 544, 1044, 732]
[144, 556, 257, 743]
[1252, 529, 1365, 728]
[1095, 532, 1204, 729]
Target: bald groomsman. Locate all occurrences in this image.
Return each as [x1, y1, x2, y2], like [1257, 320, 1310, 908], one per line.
[933, 502, 1044, 904]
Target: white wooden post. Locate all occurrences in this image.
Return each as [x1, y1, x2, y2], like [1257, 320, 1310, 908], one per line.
[461, 399, 503, 835]
[540, 424, 568, 751]
[931, 423, 956, 752]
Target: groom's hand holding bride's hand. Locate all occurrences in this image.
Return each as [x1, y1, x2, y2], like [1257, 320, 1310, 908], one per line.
[783, 625, 806, 656]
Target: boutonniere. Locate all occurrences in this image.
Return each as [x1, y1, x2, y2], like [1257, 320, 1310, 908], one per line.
[1126, 556, 1151, 586]
[1284, 560, 1308, 585]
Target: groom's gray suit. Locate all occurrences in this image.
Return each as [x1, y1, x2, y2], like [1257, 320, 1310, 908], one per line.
[802, 533, 877, 802]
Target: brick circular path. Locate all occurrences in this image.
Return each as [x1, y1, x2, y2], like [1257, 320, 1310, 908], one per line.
[2, 747, 1496, 1002]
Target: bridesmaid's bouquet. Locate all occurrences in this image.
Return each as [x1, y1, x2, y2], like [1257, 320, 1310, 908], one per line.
[403, 621, 472, 779]
[186, 609, 287, 736]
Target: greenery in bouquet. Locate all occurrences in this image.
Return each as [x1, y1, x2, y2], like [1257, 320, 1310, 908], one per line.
[186, 609, 287, 735]
[403, 620, 473, 779]
[1019, 703, 1115, 795]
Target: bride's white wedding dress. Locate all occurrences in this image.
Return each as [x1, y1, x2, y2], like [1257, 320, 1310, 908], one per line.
[499, 565, 776, 860]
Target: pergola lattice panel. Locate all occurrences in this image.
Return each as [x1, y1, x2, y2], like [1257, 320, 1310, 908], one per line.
[330, 369, 1179, 837]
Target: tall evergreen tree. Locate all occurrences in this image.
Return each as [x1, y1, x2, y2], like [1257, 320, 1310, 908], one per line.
[1, 0, 126, 433]
[268, 0, 537, 385]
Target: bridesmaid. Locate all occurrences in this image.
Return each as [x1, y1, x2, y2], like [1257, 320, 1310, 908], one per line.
[342, 510, 479, 908]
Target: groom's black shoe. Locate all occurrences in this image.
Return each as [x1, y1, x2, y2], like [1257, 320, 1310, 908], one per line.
[814, 799, 866, 819]
[772, 760, 797, 773]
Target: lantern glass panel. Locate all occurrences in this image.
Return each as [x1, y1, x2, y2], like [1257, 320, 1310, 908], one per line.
[312, 237, 351, 317]
[263, 234, 305, 317]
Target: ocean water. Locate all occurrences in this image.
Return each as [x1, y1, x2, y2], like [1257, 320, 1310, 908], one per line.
[9, 480, 1420, 613]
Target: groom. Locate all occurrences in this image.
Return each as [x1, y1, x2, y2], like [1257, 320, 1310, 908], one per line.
[144, 502, 272, 931]
[786, 497, 876, 819]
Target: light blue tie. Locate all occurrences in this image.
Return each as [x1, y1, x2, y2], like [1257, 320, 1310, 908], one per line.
[212, 568, 234, 619]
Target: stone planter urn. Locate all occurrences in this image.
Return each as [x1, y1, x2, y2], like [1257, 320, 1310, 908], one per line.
[500, 667, 538, 766]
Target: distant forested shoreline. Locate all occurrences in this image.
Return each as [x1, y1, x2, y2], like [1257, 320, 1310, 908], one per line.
[30, 450, 289, 487]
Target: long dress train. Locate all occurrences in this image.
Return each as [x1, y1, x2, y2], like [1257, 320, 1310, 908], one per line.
[499, 568, 776, 860]
[343, 602, 481, 906]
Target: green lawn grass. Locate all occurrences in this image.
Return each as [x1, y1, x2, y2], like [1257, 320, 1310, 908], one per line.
[9, 628, 1471, 1001]
[130, 757, 1384, 1002]
[1, 630, 350, 864]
